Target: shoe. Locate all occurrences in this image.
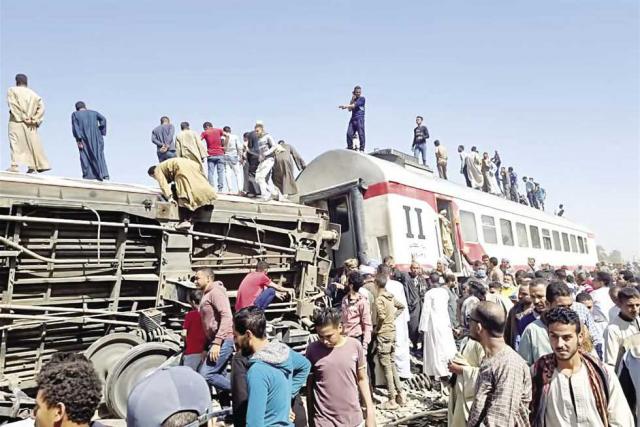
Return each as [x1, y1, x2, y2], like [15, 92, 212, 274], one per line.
[26, 168, 36, 174]
[396, 392, 407, 407]
[381, 399, 399, 410]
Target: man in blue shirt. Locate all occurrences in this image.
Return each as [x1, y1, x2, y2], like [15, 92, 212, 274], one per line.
[151, 116, 176, 162]
[339, 86, 366, 152]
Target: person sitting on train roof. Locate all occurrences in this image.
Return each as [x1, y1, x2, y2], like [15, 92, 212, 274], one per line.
[339, 85, 366, 152]
[555, 204, 565, 216]
[147, 157, 217, 230]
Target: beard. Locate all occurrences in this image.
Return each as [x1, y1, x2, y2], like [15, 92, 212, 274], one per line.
[554, 346, 578, 361]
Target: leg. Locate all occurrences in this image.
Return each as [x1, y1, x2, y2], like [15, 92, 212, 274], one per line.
[442, 164, 448, 180]
[207, 157, 215, 186]
[199, 338, 234, 392]
[216, 156, 225, 192]
[255, 158, 274, 200]
[254, 287, 276, 310]
[182, 353, 203, 371]
[356, 118, 366, 151]
[346, 120, 356, 150]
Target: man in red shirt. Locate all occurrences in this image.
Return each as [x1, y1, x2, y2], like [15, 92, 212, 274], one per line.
[235, 261, 292, 311]
[201, 122, 225, 192]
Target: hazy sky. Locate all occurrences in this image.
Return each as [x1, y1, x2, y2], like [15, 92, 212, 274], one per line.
[1, 1, 638, 258]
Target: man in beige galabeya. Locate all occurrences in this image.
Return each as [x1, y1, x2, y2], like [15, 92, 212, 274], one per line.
[7, 74, 50, 173]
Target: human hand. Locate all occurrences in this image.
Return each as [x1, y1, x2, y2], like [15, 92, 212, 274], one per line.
[159, 145, 168, 153]
[447, 360, 463, 375]
[289, 410, 295, 422]
[77, 141, 84, 150]
[209, 344, 221, 362]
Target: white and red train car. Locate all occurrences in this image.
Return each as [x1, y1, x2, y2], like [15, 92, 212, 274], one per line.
[296, 149, 597, 272]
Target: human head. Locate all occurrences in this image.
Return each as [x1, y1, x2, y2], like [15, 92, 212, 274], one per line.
[243, 132, 250, 142]
[188, 289, 203, 309]
[375, 274, 387, 290]
[409, 261, 421, 277]
[554, 269, 567, 282]
[546, 307, 582, 361]
[575, 292, 593, 311]
[471, 146, 478, 152]
[517, 284, 530, 303]
[508, 166, 513, 172]
[193, 268, 215, 291]
[256, 260, 270, 273]
[617, 287, 640, 319]
[469, 301, 506, 342]
[559, 204, 564, 209]
[528, 257, 536, 268]
[416, 115, 423, 125]
[312, 307, 343, 348]
[382, 255, 395, 268]
[202, 122, 212, 130]
[483, 152, 489, 159]
[488, 281, 502, 294]
[160, 116, 170, 124]
[489, 257, 498, 268]
[529, 278, 548, 314]
[15, 73, 28, 86]
[233, 306, 267, 356]
[127, 366, 211, 427]
[222, 126, 231, 134]
[457, 145, 464, 153]
[347, 271, 364, 292]
[180, 121, 189, 130]
[619, 270, 635, 284]
[468, 280, 487, 300]
[147, 166, 157, 177]
[34, 355, 101, 427]
[504, 274, 515, 287]
[353, 85, 361, 97]
[376, 264, 392, 279]
[434, 140, 440, 147]
[74, 101, 86, 111]
[593, 271, 612, 289]
[444, 274, 457, 288]
[523, 176, 528, 182]
[344, 258, 359, 274]
[546, 281, 572, 309]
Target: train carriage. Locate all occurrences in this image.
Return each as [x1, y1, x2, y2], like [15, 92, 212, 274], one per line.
[296, 149, 597, 272]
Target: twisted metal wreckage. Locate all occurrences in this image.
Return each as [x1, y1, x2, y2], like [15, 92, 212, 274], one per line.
[0, 171, 339, 419]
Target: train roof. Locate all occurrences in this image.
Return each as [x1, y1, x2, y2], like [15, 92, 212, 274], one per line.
[296, 149, 595, 235]
[0, 171, 322, 220]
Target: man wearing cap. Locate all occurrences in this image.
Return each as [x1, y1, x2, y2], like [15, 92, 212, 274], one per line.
[127, 366, 212, 427]
[194, 268, 234, 405]
[7, 73, 50, 173]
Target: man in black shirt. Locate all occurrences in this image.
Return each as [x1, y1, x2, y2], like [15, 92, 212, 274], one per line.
[412, 116, 429, 166]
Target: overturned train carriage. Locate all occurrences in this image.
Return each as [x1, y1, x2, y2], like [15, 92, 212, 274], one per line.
[0, 171, 337, 417]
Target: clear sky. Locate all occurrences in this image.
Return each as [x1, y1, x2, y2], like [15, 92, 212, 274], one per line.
[1, 1, 638, 259]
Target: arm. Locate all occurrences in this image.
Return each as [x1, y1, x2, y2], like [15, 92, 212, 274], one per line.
[153, 167, 172, 200]
[289, 145, 306, 171]
[197, 134, 208, 159]
[518, 327, 534, 365]
[71, 113, 82, 143]
[423, 125, 429, 139]
[261, 136, 278, 156]
[289, 351, 311, 397]
[603, 326, 621, 366]
[360, 300, 373, 349]
[33, 95, 45, 126]
[151, 129, 164, 148]
[306, 374, 316, 427]
[7, 89, 25, 122]
[393, 297, 405, 318]
[230, 355, 249, 427]
[97, 112, 107, 136]
[357, 362, 377, 427]
[175, 135, 183, 157]
[246, 368, 269, 427]
[605, 365, 636, 426]
[212, 290, 233, 345]
[375, 298, 386, 332]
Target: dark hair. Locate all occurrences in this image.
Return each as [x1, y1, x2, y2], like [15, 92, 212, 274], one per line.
[617, 286, 640, 303]
[188, 289, 203, 306]
[535, 270, 551, 280]
[416, 115, 423, 120]
[428, 272, 441, 285]
[488, 281, 502, 290]
[354, 85, 361, 90]
[469, 281, 487, 299]
[489, 257, 498, 267]
[49, 351, 90, 365]
[312, 307, 341, 328]
[36, 359, 101, 424]
[203, 122, 212, 129]
[162, 411, 198, 427]
[434, 140, 440, 146]
[233, 306, 266, 339]
[508, 166, 513, 172]
[15, 73, 28, 85]
[223, 126, 231, 132]
[474, 301, 506, 336]
[529, 278, 548, 290]
[243, 132, 250, 139]
[74, 101, 86, 111]
[377, 264, 392, 277]
[160, 116, 169, 124]
[545, 306, 581, 334]
[458, 145, 465, 150]
[375, 274, 387, 288]
[256, 261, 270, 272]
[554, 269, 567, 280]
[382, 255, 394, 264]
[197, 267, 215, 281]
[347, 271, 364, 291]
[546, 281, 571, 303]
[444, 274, 456, 284]
[566, 275, 575, 284]
[575, 292, 592, 303]
[620, 270, 635, 282]
[595, 271, 612, 287]
[471, 146, 477, 151]
[147, 165, 157, 176]
[180, 121, 189, 130]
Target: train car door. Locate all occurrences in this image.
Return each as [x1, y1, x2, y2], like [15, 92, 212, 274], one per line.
[436, 199, 462, 272]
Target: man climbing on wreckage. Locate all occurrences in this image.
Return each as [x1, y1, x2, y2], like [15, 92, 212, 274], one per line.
[148, 157, 217, 229]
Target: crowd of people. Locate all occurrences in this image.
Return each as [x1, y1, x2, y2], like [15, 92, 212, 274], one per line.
[28, 252, 640, 427]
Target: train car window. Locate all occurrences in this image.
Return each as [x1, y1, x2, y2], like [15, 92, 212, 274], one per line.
[481, 215, 498, 244]
[500, 219, 514, 246]
[552, 231, 562, 251]
[561, 233, 570, 252]
[584, 238, 589, 254]
[530, 226, 541, 249]
[328, 197, 350, 233]
[570, 235, 578, 253]
[541, 229, 552, 250]
[516, 222, 529, 247]
[578, 236, 585, 253]
[460, 210, 479, 243]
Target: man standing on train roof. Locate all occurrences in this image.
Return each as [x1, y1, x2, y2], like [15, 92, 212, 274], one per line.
[6, 73, 50, 173]
[555, 204, 565, 216]
[147, 157, 216, 229]
[151, 116, 176, 162]
[72, 101, 109, 181]
[466, 146, 484, 189]
[508, 167, 519, 202]
[535, 183, 546, 211]
[524, 176, 538, 208]
[339, 85, 366, 152]
[412, 115, 429, 165]
[492, 150, 502, 193]
[458, 145, 471, 187]
[434, 140, 448, 179]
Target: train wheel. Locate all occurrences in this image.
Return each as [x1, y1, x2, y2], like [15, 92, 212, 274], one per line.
[84, 332, 145, 392]
[104, 342, 180, 418]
